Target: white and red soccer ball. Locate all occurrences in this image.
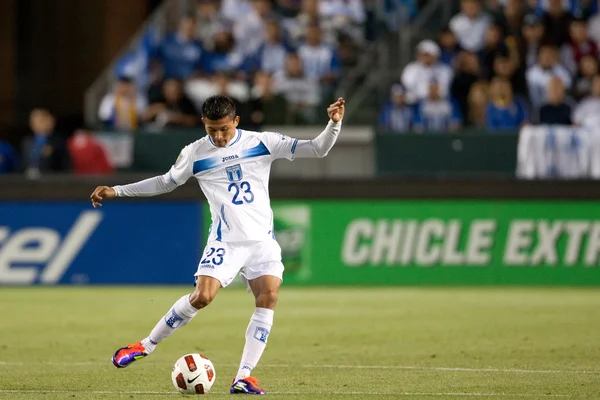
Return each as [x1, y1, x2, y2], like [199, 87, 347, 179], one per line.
[171, 353, 216, 394]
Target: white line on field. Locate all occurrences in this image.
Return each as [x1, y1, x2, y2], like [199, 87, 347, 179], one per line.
[1, 361, 599, 375]
[0, 389, 575, 397]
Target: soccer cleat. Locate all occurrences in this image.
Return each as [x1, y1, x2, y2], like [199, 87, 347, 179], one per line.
[111, 341, 148, 368]
[230, 376, 265, 395]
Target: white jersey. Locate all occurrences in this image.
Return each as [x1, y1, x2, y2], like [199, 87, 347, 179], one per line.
[170, 129, 300, 242]
[112, 121, 342, 243]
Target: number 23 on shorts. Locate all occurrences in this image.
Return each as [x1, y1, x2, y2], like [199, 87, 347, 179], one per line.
[201, 247, 225, 265]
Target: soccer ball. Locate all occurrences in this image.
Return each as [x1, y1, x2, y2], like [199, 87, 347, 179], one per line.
[171, 353, 216, 394]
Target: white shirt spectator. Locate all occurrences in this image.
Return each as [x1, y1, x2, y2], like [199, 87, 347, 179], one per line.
[220, 0, 251, 21]
[273, 71, 320, 106]
[449, 11, 491, 52]
[232, 8, 266, 56]
[573, 96, 600, 130]
[526, 64, 572, 109]
[98, 93, 147, 130]
[401, 62, 454, 102]
[589, 14, 600, 45]
[297, 44, 340, 80]
[319, 0, 365, 24]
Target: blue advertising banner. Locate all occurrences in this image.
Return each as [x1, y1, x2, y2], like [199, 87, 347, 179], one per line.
[0, 202, 202, 285]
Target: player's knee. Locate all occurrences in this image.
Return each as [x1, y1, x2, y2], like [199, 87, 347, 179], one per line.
[255, 290, 278, 309]
[189, 290, 215, 309]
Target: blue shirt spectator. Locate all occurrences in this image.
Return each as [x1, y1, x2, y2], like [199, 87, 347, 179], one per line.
[0, 140, 17, 174]
[252, 20, 292, 74]
[413, 82, 462, 132]
[297, 24, 341, 82]
[202, 31, 249, 75]
[155, 16, 204, 80]
[115, 27, 161, 91]
[532, 0, 598, 16]
[486, 77, 527, 130]
[439, 27, 461, 66]
[378, 84, 414, 131]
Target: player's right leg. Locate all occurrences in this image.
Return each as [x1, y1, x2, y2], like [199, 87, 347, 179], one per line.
[111, 276, 221, 368]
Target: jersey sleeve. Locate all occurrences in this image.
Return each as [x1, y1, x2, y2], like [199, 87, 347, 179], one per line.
[168, 144, 194, 185]
[261, 131, 299, 161]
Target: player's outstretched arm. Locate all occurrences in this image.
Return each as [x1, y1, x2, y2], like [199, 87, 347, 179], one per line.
[292, 98, 345, 159]
[90, 173, 179, 208]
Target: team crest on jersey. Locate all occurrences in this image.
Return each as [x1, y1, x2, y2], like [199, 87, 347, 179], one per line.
[226, 164, 243, 182]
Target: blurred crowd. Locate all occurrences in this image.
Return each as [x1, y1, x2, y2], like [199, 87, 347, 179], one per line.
[379, 0, 600, 132]
[99, 0, 381, 132]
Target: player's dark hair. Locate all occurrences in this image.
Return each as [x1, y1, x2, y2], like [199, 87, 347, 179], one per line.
[201, 95, 236, 121]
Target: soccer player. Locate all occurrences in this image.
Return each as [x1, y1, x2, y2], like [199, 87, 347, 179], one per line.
[89, 94, 344, 395]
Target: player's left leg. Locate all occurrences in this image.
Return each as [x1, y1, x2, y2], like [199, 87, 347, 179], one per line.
[231, 275, 280, 395]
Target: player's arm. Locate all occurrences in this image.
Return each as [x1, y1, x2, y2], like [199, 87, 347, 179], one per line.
[292, 98, 344, 158]
[90, 146, 193, 207]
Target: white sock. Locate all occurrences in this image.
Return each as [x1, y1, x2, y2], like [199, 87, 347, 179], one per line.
[141, 294, 199, 354]
[235, 307, 274, 381]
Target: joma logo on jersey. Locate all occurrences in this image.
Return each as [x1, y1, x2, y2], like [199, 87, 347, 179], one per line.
[222, 155, 239, 162]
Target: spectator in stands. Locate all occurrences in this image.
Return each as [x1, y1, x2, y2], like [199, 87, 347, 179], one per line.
[492, 52, 528, 97]
[154, 14, 204, 81]
[275, 0, 302, 18]
[539, 76, 573, 124]
[479, 23, 510, 79]
[23, 109, 70, 178]
[202, 31, 247, 77]
[519, 13, 546, 69]
[561, 17, 598, 75]
[526, 44, 572, 110]
[401, 40, 454, 103]
[377, 83, 414, 132]
[449, 0, 491, 52]
[196, 0, 226, 51]
[253, 20, 291, 75]
[573, 54, 599, 100]
[99, 77, 148, 131]
[531, 0, 597, 17]
[297, 24, 341, 86]
[0, 140, 17, 174]
[144, 79, 200, 128]
[494, 0, 527, 38]
[319, 0, 365, 24]
[284, 0, 336, 46]
[467, 81, 489, 127]
[573, 74, 600, 129]
[541, 0, 573, 46]
[273, 52, 320, 123]
[337, 32, 360, 69]
[233, 0, 273, 57]
[249, 71, 285, 127]
[588, 0, 600, 43]
[413, 81, 462, 132]
[67, 130, 114, 175]
[221, 0, 252, 20]
[485, 77, 528, 129]
[319, 0, 366, 44]
[438, 27, 461, 66]
[451, 51, 481, 120]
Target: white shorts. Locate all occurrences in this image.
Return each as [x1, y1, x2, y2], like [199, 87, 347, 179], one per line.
[195, 239, 284, 289]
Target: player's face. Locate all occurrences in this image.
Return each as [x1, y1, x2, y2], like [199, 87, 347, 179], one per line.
[203, 116, 240, 147]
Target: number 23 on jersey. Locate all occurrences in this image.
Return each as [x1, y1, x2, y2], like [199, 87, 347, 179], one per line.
[228, 181, 254, 205]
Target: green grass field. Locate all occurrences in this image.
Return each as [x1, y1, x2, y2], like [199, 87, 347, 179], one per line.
[0, 287, 599, 399]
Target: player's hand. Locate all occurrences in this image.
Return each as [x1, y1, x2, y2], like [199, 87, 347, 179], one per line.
[327, 97, 345, 123]
[90, 186, 115, 208]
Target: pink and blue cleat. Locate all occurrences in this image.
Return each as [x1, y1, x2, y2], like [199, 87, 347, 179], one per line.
[111, 341, 148, 368]
[230, 376, 265, 395]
